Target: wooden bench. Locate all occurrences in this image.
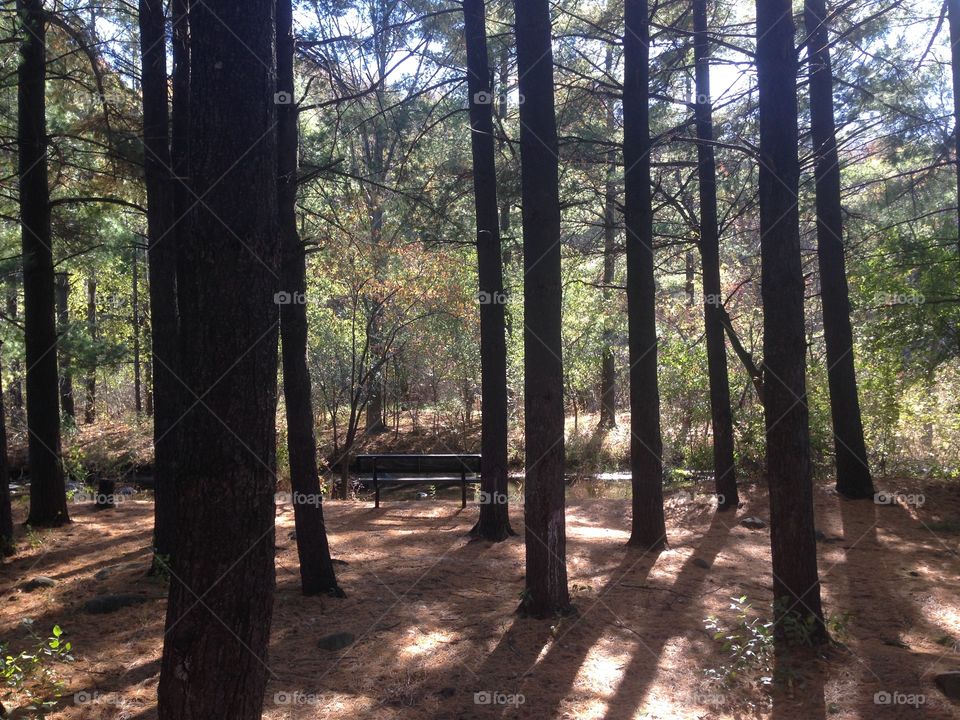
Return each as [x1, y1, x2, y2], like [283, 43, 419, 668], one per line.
[354, 454, 481, 508]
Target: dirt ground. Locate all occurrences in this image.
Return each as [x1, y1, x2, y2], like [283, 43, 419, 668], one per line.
[1, 477, 959, 719]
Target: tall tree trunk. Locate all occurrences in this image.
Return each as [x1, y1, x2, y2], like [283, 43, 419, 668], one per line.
[623, 0, 666, 550]
[55, 272, 75, 420]
[693, 0, 737, 510]
[6, 281, 23, 424]
[139, 0, 180, 567]
[513, 0, 571, 617]
[756, 0, 826, 642]
[132, 249, 142, 414]
[598, 46, 618, 431]
[19, 0, 68, 527]
[949, 0, 960, 250]
[0, 347, 12, 556]
[157, 0, 280, 716]
[83, 276, 96, 424]
[465, 0, 514, 543]
[805, 0, 874, 499]
[277, 0, 342, 596]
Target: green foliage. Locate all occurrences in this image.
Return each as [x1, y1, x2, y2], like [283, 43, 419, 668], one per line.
[1, 624, 74, 714]
[703, 596, 775, 687]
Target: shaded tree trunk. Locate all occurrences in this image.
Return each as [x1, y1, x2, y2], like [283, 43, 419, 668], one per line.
[18, 0, 68, 527]
[756, 0, 827, 642]
[132, 249, 142, 414]
[465, 0, 514, 543]
[139, 0, 180, 567]
[513, 0, 571, 617]
[83, 276, 96, 424]
[949, 0, 960, 250]
[6, 282, 23, 424]
[693, 0, 737, 510]
[805, 0, 874, 499]
[156, 0, 280, 716]
[623, 0, 666, 550]
[277, 0, 342, 596]
[55, 272, 75, 420]
[0, 348, 12, 556]
[598, 46, 617, 431]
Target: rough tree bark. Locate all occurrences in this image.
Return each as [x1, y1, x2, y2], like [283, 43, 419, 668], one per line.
[139, 0, 180, 567]
[513, 0, 571, 617]
[157, 0, 281, 716]
[277, 0, 342, 595]
[756, 0, 827, 642]
[693, 0, 737, 509]
[805, 0, 874, 499]
[464, 0, 514, 542]
[623, 0, 666, 549]
[19, 0, 68, 527]
[598, 46, 618, 431]
[55, 272, 75, 420]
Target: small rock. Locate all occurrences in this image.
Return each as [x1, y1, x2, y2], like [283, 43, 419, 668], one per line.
[909, 571, 920, 577]
[83, 594, 150, 614]
[740, 516, 766, 530]
[934, 671, 960, 701]
[318, 632, 355, 651]
[692, 558, 711, 569]
[94, 568, 113, 581]
[21, 576, 56, 591]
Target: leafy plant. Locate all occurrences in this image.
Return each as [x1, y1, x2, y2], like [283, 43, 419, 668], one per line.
[1, 624, 74, 715]
[703, 596, 774, 686]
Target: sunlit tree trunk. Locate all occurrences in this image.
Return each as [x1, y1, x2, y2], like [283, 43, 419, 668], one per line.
[513, 0, 571, 617]
[623, 0, 666, 550]
[465, 0, 514, 542]
[83, 276, 97, 424]
[19, 0, 68, 527]
[756, 0, 826, 642]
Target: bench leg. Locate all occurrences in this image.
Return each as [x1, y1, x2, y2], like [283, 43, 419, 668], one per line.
[374, 472, 380, 508]
[461, 472, 466, 509]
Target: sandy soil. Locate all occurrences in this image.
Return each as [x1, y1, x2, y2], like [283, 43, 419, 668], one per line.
[1, 477, 959, 719]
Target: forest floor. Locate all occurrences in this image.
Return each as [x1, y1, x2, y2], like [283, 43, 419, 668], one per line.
[2, 475, 960, 719]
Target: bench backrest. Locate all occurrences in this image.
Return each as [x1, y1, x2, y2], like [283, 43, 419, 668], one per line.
[355, 454, 481, 474]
